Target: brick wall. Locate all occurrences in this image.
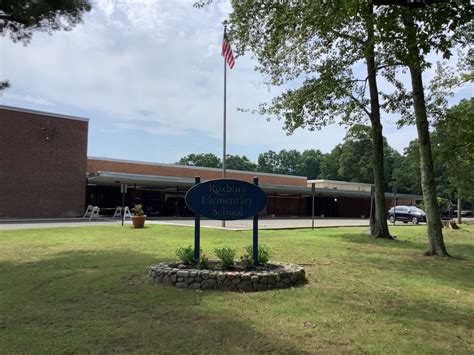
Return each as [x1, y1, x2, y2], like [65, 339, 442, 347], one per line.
[87, 158, 307, 187]
[0, 107, 88, 218]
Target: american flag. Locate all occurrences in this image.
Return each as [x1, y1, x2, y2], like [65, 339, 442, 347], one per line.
[221, 34, 235, 69]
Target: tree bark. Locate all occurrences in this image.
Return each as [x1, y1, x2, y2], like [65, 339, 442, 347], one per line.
[457, 194, 462, 225]
[405, 14, 449, 256]
[366, 2, 392, 239]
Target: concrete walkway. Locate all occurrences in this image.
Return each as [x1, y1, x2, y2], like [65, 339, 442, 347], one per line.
[0, 217, 370, 231]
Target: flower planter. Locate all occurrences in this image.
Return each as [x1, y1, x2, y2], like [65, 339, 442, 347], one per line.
[131, 215, 146, 228]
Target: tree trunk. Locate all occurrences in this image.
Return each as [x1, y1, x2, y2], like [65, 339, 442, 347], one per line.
[405, 15, 449, 256]
[457, 194, 462, 225]
[365, 2, 392, 239]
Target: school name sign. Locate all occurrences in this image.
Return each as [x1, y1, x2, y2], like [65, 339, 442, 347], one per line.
[185, 179, 267, 220]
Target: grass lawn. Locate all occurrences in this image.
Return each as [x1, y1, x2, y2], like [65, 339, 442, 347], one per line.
[0, 224, 473, 353]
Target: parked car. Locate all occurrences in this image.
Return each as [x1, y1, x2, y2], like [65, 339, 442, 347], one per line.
[387, 206, 426, 224]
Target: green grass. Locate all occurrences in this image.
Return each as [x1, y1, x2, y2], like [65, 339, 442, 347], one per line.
[0, 224, 473, 354]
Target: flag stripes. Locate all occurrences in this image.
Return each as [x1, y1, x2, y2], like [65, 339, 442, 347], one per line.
[221, 35, 235, 69]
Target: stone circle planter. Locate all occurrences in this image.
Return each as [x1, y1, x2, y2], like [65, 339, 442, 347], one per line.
[149, 262, 306, 292]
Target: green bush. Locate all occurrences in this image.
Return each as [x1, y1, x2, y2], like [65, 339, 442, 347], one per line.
[214, 247, 236, 269]
[240, 254, 253, 271]
[244, 244, 272, 264]
[176, 246, 195, 265]
[199, 252, 209, 270]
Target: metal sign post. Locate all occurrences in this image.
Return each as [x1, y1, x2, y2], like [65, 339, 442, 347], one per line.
[194, 176, 201, 262]
[120, 183, 128, 226]
[253, 177, 259, 266]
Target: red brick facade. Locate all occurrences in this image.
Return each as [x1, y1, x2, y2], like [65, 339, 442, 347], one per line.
[0, 107, 88, 218]
[87, 158, 307, 187]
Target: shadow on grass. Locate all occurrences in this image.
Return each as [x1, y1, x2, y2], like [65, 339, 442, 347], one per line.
[0, 250, 307, 353]
[320, 231, 474, 290]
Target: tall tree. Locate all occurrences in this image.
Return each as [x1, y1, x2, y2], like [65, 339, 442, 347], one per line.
[298, 149, 323, 179]
[257, 150, 280, 174]
[0, 0, 91, 89]
[376, 1, 472, 255]
[434, 99, 474, 223]
[177, 153, 221, 168]
[225, 154, 257, 172]
[226, 1, 393, 238]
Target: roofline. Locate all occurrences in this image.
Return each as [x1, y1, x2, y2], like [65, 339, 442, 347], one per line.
[0, 105, 89, 122]
[87, 156, 307, 180]
[308, 179, 373, 187]
[87, 171, 423, 200]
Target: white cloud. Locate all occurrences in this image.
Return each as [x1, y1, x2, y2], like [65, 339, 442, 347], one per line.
[1, 0, 471, 164]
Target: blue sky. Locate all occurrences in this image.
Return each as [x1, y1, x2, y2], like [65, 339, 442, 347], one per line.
[1, 0, 471, 164]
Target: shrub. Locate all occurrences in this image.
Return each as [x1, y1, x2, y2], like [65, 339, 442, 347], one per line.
[244, 245, 272, 264]
[176, 246, 195, 265]
[199, 252, 209, 270]
[131, 204, 145, 216]
[214, 246, 236, 269]
[240, 254, 253, 271]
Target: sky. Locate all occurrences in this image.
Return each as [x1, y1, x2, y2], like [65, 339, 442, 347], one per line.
[0, 0, 471, 164]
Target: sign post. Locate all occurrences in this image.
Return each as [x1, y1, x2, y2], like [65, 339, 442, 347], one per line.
[120, 183, 128, 226]
[194, 176, 201, 262]
[253, 177, 259, 266]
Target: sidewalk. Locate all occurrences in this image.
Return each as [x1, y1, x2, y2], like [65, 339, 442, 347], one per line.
[0, 217, 370, 231]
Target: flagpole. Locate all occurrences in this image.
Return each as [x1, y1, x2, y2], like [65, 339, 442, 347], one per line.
[222, 21, 227, 228]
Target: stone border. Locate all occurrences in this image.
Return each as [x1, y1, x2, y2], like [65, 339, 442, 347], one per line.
[149, 262, 306, 292]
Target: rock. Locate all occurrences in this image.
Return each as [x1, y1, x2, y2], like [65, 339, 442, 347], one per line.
[201, 279, 217, 290]
[242, 273, 251, 281]
[175, 282, 188, 288]
[238, 281, 253, 292]
[208, 272, 217, 279]
[232, 278, 241, 285]
[222, 279, 233, 288]
[185, 277, 194, 284]
[251, 275, 260, 283]
[227, 272, 236, 280]
[190, 282, 201, 290]
[217, 273, 226, 282]
[177, 270, 189, 277]
[222, 284, 238, 292]
[171, 274, 177, 282]
[253, 283, 268, 291]
[189, 270, 198, 277]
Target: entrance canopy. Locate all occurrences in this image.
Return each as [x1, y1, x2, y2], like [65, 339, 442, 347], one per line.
[87, 171, 421, 200]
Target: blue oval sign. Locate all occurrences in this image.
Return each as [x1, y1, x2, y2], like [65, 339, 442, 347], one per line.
[185, 179, 267, 220]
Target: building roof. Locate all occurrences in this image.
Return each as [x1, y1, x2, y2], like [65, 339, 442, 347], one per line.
[87, 170, 422, 200]
[0, 105, 89, 122]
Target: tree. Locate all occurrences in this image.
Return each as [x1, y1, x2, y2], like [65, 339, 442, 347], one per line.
[390, 140, 422, 195]
[226, 1, 393, 238]
[276, 150, 301, 176]
[298, 149, 323, 179]
[376, 1, 472, 255]
[257, 150, 280, 174]
[177, 153, 221, 168]
[337, 125, 374, 183]
[0, 0, 91, 89]
[225, 154, 257, 172]
[434, 99, 474, 223]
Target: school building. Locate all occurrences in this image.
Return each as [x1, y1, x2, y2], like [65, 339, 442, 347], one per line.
[0, 105, 420, 219]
